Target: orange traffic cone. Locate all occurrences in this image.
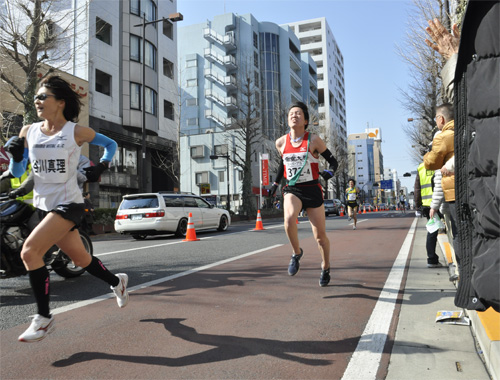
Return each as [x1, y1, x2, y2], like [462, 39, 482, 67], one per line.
[296, 218, 300, 224]
[376, 206, 378, 212]
[340, 207, 344, 217]
[183, 212, 200, 241]
[363, 205, 367, 214]
[358, 206, 362, 214]
[254, 210, 265, 230]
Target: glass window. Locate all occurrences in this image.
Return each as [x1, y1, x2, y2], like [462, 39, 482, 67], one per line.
[130, 83, 141, 109]
[130, 35, 141, 62]
[163, 19, 173, 39]
[214, 144, 228, 155]
[163, 58, 174, 79]
[120, 195, 158, 209]
[186, 79, 197, 87]
[145, 87, 157, 115]
[95, 69, 111, 96]
[144, 0, 157, 23]
[218, 171, 225, 182]
[96, 17, 112, 45]
[183, 197, 197, 207]
[145, 40, 156, 70]
[186, 59, 197, 68]
[130, 0, 140, 15]
[164, 100, 174, 120]
[186, 98, 197, 106]
[195, 198, 211, 209]
[164, 195, 183, 207]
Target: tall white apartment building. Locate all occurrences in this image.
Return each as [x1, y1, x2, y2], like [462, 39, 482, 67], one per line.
[287, 18, 347, 148]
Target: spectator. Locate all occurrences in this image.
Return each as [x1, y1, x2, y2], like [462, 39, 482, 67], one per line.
[425, 2, 499, 312]
[414, 162, 443, 268]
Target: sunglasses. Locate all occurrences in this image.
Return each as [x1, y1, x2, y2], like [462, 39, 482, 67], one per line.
[34, 93, 56, 101]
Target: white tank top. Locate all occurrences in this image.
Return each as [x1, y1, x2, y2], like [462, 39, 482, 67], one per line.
[26, 121, 84, 211]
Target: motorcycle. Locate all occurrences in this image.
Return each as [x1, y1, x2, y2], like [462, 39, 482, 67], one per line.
[0, 195, 93, 279]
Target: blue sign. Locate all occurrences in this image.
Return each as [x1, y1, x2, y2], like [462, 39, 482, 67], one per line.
[380, 180, 393, 190]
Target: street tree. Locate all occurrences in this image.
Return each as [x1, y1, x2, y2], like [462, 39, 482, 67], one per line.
[397, 0, 467, 164]
[0, 0, 88, 143]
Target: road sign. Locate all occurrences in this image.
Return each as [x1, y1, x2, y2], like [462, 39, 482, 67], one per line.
[380, 180, 393, 190]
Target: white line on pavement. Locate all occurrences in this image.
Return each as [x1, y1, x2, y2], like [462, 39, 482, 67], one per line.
[341, 218, 417, 380]
[52, 244, 284, 316]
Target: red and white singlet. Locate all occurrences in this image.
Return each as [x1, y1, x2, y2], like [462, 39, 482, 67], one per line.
[282, 132, 320, 184]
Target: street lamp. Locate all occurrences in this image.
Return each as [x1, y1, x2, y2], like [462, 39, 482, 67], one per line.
[134, 12, 183, 193]
[210, 154, 230, 211]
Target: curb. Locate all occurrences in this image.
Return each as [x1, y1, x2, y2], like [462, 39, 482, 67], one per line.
[437, 233, 499, 380]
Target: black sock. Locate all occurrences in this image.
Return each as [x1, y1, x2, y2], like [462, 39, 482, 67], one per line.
[84, 257, 119, 287]
[28, 266, 51, 318]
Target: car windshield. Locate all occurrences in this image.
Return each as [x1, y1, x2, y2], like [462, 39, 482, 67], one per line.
[324, 200, 334, 206]
[120, 196, 159, 210]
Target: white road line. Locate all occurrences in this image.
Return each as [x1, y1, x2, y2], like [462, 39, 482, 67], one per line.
[341, 218, 417, 380]
[52, 244, 284, 316]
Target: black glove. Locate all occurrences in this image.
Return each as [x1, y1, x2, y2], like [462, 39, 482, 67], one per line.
[320, 170, 334, 181]
[5, 137, 26, 162]
[269, 183, 279, 197]
[8, 187, 26, 199]
[84, 162, 108, 182]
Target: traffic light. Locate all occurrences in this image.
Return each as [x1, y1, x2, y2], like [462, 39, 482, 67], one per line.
[403, 172, 411, 177]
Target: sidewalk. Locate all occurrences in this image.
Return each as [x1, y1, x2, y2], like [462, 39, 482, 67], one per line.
[386, 217, 494, 380]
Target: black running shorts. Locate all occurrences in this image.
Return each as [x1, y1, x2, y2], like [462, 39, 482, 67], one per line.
[283, 181, 324, 210]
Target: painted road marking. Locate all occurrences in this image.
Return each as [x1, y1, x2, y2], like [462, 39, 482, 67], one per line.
[52, 244, 284, 316]
[341, 218, 417, 380]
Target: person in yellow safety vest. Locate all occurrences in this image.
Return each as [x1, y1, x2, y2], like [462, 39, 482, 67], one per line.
[414, 162, 443, 268]
[9, 164, 34, 204]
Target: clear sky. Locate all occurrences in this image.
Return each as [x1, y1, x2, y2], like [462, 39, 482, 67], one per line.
[179, 0, 419, 190]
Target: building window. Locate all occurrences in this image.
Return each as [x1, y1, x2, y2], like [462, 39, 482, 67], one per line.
[130, 83, 141, 109]
[254, 52, 259, 68]
[96, 17, 111, 45]
[163, 19, 173, 39]
[95, 69, 111, 96]
[163, 58, 174, 79]
[130, 0, 156, 23]
[195, 171, 209, 184]
[145, 87, 157, 115]
[186, 59, 197, 68]
[191, 146, 204, 158]
[214, 144, 228, 155]
[145, 40, 156, 70]
[253, 32, 258, 48]
[186, 98, 198, 106]
[186, 79, 197, 87]
[218, 171, 225, 182]
[238, 170, 243, 181]
[163, 99, 174, 120]
[187, 118, 198, 126]
[130, 35, 141, 61]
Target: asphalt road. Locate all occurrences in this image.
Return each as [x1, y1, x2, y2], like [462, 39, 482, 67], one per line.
[0, 211, 415, 379]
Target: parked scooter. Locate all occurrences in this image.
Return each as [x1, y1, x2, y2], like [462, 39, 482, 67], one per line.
[0, 174, 93, 279]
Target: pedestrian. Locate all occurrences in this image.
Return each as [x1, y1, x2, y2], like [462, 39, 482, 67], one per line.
[82, 192, 95, 235]
[425, 5, 499, 312]
[423, 104, 457, 253]
[5, 75, 129, 343]
[414, 162, 443, 268]
[345, 178, 359, 229]
[269, 102, 338, 287]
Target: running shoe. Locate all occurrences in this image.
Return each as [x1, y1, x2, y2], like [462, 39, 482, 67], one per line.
[427, 262, 443, 268]
[353, 225, 356, 230]
[348, 216, 352, 221]
[288, 249, 303, 276]
[319, 268, 330, 287]
[18, 314, 55, 343]
[111, 273, 129, 308]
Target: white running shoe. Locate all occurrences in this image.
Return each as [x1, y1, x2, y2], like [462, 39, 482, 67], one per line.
[348, 216, 352, 222]
[111, 273, 129, 308]
[353, 225, 356, 230]
[18, 314, 55, 343]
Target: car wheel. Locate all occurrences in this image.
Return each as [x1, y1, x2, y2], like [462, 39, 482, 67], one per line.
[175, 218, 188, 238]
[217, 214, 229, 231]
[132, 234, 147, 240]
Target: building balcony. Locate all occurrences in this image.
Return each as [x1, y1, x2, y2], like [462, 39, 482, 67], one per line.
[224, 95, 238, 110]
[203, 28, 236, 51]
[309, 89, 318, 103]
[291, 87, 302, 102]
[290, 70, 302, 88]
[223, 55, 237, 70]
[205, 89, 226, 107]
[205, 109, 227, 127]
[204, 48, 224, 66]
[289, 53, 301, 71]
